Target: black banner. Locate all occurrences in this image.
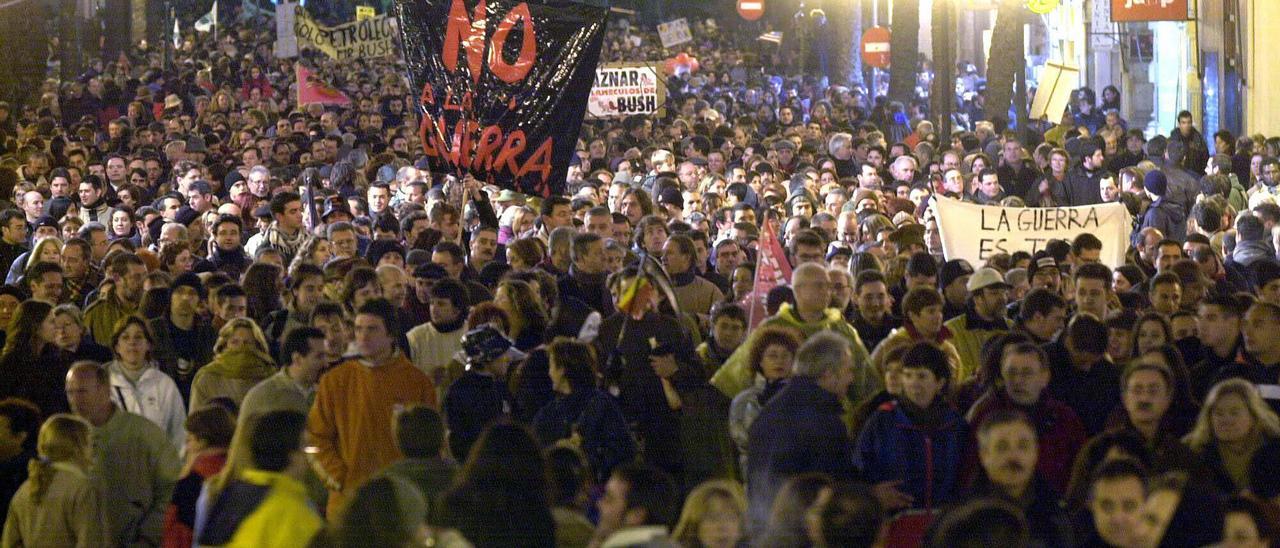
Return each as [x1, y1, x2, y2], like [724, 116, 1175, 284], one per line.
[395, 0, 609, 198]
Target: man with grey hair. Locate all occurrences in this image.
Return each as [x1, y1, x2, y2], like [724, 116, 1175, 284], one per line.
[828, 132, 856, 177]
[544, 226, 577, 277]
[246, 165, 271, 199]
[889, 154, 918, 187]
[745, 330, 858, 534]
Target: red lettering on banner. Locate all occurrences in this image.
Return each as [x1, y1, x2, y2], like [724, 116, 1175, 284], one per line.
[474, 126, 504, 171]
[495, 130, 527, 175]
[488, 3, 537, 84]
[517, 139, 553, 181]
[443, 0, 486, 83]
[443, 0, 538, 85]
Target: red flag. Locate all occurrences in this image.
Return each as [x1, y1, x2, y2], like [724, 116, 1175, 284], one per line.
[742, 218, 793, 327]
[296, 64, 351, 106]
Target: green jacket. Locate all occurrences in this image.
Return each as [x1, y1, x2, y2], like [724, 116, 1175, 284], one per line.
[710, 303, 876, 402]
[93, 407, 181, 548]
[83, 293, 137, 347]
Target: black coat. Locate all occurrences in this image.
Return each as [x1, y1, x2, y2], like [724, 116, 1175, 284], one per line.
[595, 310, 705, 482]
[532, 388, 636, 483]
[1063, 165, 1104, 206]
[746, 376, 858, 532]
[443, 371, 513, 461]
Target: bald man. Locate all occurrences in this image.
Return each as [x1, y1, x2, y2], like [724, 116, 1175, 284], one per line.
[67, 362, 181, 547]
[710, 263, 876, 401]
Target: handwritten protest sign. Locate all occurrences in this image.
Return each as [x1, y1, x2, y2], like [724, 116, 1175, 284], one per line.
[587, 64, 665, 118]
[395, 0, 608, 198]
[294, 8, 397, 60]
[932, 195, 1132, 267]
[657, 18, 692, 49]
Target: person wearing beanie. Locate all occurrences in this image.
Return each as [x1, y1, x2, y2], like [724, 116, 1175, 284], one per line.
[938, 259, 975, 320]
[1232, 213, 1275, 268]
[1133, 169, 1187, 246]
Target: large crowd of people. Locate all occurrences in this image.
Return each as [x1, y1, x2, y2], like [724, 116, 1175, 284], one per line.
[1, 5, 1279, 548]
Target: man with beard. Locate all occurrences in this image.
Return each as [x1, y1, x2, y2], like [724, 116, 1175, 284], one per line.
[945, 268, 1011, 382]
[84, 252, 146, 346]
[1064, 144, 1107, 206]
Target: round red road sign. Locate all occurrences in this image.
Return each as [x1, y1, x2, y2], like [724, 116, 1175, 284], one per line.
[737, 0, 764, 21]
[861, 26, 891, 69]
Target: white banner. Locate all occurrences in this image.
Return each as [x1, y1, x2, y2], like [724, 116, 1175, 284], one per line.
[587, 64, 664, 118]
[932, 196, 1132, 267]
[657, 18, 692, 49]
[274, 1, 298, 58]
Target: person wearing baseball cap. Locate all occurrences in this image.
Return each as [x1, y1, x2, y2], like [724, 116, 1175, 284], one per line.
[943, 267, 1014, 381]
[1026, 253, 1062, 295]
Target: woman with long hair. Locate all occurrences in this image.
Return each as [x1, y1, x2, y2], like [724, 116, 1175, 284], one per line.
[5, 236, 63, 286]
[493, 278, 547, 352]
[189, 318, 276, 413]
[1132, 313, 1173, 358]
[240, 262, 283, 325]
[0, 301, 69, 416]
[438, 422, 555, 546]
[1184, 379, 1280, 493]
[532, 339, 635, 484]
[672, 479, 748, 548]
[1, 414, 106, 546]
[104, 315, 187, 451]
[109, 206, 138, 241]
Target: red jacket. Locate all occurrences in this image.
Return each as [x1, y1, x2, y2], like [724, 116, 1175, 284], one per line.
[964, 388, 1086, 495]
[162, 450, 227, 548]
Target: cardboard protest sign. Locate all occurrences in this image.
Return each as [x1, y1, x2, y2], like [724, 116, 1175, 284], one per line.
[587, 64, 665, 118]
[294, 8, 397, 60]
[657, 18, 692, 49]
[274, 1, 298, 58]
[1030, 62, 1080, 121]
[395, 0, 608, 198]
[932, 195, 1131, 267]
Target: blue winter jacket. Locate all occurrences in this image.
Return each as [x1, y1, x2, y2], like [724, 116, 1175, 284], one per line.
[854, 400, 969, 510]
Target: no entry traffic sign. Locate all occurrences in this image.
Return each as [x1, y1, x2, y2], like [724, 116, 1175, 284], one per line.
[862, 26, 891, 69]
[738, 0, 764, 21]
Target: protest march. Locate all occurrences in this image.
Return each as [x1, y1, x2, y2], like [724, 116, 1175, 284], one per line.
[0, 0, 1278, 546]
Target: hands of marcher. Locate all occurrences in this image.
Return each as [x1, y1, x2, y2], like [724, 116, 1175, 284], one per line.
[871, 480, 914, 510]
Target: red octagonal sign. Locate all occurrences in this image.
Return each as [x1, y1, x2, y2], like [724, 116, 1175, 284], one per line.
[862, 26, 891, 68]
[738, 0, 764, 21]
